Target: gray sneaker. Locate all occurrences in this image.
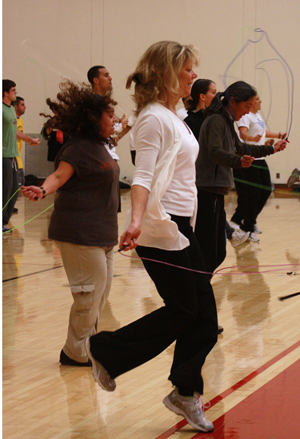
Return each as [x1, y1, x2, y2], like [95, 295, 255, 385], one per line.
[85, 337, 116, 392]
[230, 230, 250, 248]
[163, 388, 214, 432]
[253, 224, 262, 234]
[228, 220, 241, 230]
[248, 232, 260, 243]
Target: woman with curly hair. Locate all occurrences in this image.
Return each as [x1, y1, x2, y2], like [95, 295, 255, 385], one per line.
[86, 41, 218, 433]
[21, 81, 119, 367]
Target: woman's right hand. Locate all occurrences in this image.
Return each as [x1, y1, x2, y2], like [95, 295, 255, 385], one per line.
[119, 185, 149, 251]
[21, 185, 43, 201]
[119, 221, 141, 251]
[253, 134, 262, 142]
[241, 155, 255, 168]
[274, 139, 287, 153]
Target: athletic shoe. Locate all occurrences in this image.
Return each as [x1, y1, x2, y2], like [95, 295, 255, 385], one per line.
[230, 230, 250, 248]
[287, 168, 300, 187]
[85, 337, 116, 392]
[218, 325, 224, 334]
[247, 232, 260, 243]
[163, 388, 214, 432]
[60, 349, 91, 367]
[228, 220, 241, 230]
[253, 224, 262, 234]
[2, 225, 12, 234]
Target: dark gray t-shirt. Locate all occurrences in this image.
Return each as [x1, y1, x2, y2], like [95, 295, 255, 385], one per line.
[48, 137, 119, 247]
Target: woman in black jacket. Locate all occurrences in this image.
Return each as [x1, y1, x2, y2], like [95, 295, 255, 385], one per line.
[194, 81, 287, 274]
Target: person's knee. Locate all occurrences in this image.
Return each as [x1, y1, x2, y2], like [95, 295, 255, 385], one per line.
[71, 284, 95, 313]
[174, 303, 199, 327]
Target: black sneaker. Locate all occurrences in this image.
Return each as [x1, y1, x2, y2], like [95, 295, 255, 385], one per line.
[2, 225, 12, 234]
[59, 349, 91, 367]
[218, 325, 224, 334]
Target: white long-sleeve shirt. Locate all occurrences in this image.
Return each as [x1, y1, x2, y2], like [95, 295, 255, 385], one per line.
[128, 102, 199, 250]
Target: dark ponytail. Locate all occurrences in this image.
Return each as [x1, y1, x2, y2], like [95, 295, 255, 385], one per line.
[186, 79, 214, 111]
[205, 81, 256, 117]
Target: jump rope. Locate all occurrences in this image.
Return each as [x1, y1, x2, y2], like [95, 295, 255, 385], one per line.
[118, 29, 299, 298]
[220, 28, 296, 200]
[4, 30, 299, 299]
[223, 28, 293, 170]
[4, 188, 299, 287]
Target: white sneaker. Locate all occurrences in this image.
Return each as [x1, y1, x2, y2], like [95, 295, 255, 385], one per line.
[163, 388, 214, 432]
[230, 230, 250, 248]
[247, 232, 260, 243]
[228, 221, 241, 230]
[85, 337, 116, 392]
[253, 224, 262, 234]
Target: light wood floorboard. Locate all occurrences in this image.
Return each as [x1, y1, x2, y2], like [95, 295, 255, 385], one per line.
[2, 189, 300, 438]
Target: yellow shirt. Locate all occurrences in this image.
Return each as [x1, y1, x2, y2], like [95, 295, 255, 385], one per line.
[16, 117, 23, 169]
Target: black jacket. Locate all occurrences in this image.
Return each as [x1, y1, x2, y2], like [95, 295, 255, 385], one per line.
[196, 110, 274, 194]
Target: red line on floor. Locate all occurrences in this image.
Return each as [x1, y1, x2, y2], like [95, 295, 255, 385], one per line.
[191, 359, 300, 438]
[155, 340, 300, 439]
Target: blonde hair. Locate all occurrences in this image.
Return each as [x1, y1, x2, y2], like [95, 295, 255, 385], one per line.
[126, 41, 200, 115]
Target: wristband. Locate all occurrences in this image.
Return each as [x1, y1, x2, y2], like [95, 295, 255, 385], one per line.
[278, 132, 281, 139]
[40, 186, 46, 199]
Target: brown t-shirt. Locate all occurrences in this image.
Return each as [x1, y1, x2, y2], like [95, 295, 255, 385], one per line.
[48, 137, 119, 247]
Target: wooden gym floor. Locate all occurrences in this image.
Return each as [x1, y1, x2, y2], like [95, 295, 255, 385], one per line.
[2, 188, 300, 439]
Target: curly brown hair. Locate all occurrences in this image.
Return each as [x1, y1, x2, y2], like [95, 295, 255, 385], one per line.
[43, 80, 117, 141]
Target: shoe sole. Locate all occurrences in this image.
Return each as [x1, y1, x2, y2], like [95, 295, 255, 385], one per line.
[60, 360, 91, 367]
[163, 396, 214, 432]
[85, 338, 116, 392]
[248, 237, 260, 243]
[60, 352, 91, 367]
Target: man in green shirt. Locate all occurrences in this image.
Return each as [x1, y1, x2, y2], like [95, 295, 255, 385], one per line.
[2, 79, 40, 233]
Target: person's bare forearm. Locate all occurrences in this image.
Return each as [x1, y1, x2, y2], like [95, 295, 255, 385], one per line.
[266, 130, 287, 139]
[21, 161, 75, 201]
[119, 184, 149, 250]
[131, 185, 149, 227]
[40, 173, 66, 196]
[17, 130, 40, 145]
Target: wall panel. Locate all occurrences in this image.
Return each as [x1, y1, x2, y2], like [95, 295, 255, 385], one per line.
[3, 0, 299, 183]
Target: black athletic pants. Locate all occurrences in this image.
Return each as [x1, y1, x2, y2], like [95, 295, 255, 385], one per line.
[231, 160, 271, 232]
[90, 215, 218, 395]
[195, 189, 227, 274]
[3, 158, 19, 226]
